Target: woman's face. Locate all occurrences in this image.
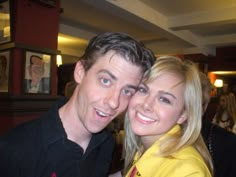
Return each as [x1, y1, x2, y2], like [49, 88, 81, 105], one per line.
[128, 72, 187, 143]
[219, 95, 227, 109]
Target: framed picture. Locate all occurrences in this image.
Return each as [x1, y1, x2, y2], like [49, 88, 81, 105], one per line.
[0, 0, 11, 44]
[0, 50, 10, 92]
[24, 50, 51, 94]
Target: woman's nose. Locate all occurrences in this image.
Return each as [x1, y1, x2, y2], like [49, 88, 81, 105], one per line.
[143, 95, 154, 112]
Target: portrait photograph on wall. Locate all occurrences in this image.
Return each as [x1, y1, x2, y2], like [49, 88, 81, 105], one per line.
[0, 50, 10, 92]
[0, 0, 11, 44]
[24, 50, 51, 94]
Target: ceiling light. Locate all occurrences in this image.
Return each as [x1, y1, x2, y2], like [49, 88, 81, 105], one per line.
[214, 79, 223, 88]
[56, 55, 62, 67]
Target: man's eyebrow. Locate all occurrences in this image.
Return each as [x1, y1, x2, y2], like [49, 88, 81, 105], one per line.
[98, 69, 139, 90]
[127, 85, 139, 90]
[137, 82, 148, 90]
[98, 69, 117, 80]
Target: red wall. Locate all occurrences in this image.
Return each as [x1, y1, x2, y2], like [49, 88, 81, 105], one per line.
[14, 0, 60, 49]
[0, 0, 61, 135]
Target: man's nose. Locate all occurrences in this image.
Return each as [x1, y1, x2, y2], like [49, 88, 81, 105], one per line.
[105, 89, 120, 109]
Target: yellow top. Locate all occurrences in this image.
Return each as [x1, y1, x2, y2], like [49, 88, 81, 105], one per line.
[125, 125, 212, 177]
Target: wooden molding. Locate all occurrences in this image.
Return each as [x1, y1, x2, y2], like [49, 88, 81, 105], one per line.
[0, 95, 62, 116]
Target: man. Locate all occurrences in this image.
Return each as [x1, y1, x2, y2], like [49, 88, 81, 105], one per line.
[200, 72, 236, 177]
[0, 32, 155, 177]
[24, 55, 50, 93]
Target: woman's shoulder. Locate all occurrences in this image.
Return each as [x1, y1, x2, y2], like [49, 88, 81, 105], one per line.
[232, 124, 236, 134]
[169, 146, 211, 176]
[174, 146, 209, 169]
[175, 145, 204, 161]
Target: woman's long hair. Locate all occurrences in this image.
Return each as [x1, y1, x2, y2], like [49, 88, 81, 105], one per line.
[124, 56, 213, 175]
[227, 93, 236, 124]
[215, 93, 236, 129]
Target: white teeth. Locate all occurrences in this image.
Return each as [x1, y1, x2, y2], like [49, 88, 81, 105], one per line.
[137, 112, 155, 122]
[96, 109, 108, 117]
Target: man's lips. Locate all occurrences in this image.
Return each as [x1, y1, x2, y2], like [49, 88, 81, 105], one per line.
[95, 109, 114, 118]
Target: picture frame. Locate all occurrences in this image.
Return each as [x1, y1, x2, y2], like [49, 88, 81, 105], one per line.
[0, 0, 11, 44]
[0, 50, 10, 92]
[23, 50, 51, 94]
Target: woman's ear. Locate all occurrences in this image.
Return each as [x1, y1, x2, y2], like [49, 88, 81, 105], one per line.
[177, 111, 187, 124]
[74, 61, 85, 84]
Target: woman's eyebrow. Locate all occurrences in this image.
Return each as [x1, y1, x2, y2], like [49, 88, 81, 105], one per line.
[158, 90, 176, 99]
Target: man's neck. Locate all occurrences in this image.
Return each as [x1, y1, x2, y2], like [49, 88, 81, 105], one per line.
[59, 101, 92, 152]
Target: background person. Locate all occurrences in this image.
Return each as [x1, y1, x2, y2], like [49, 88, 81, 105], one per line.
[124, 56, 213, 177]
[64, 80, 77, 98]
[200, 72, 236, 177]
[0, 32, 155, 177]
[212, 92, 236, 133]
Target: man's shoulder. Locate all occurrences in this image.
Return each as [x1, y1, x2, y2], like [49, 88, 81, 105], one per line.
[0, 118, 43, 146]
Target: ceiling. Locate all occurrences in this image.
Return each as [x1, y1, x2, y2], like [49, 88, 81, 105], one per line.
[58, 0, 236, 59]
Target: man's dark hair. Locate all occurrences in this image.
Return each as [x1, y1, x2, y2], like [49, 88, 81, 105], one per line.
[80, 32, 155, 73]
[30, 55, 42, 65]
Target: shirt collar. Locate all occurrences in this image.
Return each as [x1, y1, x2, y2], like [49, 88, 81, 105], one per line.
[41, 98, 110, 150]
[133, 125, 182, 176]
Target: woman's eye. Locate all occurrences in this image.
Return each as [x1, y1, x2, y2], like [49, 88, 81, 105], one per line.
[100, 78, 111, 86]
[160, 97, 171, 104]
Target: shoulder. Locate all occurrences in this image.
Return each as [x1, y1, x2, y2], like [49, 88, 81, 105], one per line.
[0, 101, 63, 149]
[102, 129, 115, 146]
[0, 118, 45, 169]
[202, 120, 236, 146]
[135, 145, 211, 177]
[170, 146, 211, 176]
[0, 117, 43, 148]
[232, 124, 236, 134]
[42, 77, 50, 82]
[162, 160, 211, 177]
[212, 124, 236, 146]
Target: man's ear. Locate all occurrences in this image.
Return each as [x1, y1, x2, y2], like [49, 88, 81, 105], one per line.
[177, 111, 187, 124]
[74, 60, 85, 83]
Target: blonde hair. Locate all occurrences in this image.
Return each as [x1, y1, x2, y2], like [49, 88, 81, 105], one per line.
[124, 56, 213, 174]
[199, 72, 212, 113]
[227, 93, 236, 123]
[215, 92, 236, 128]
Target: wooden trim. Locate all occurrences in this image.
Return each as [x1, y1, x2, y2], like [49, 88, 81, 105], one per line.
[0, 42, 61, 55]
[0, 95, 61, 115]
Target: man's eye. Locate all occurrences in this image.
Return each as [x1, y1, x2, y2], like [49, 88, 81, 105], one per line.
[100, 78, 111, 86]
[137, 87, 147, 93]
[122, 89, 134, 97]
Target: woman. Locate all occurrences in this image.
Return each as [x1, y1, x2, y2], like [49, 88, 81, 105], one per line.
[124, 56, 213, 177]
[200, 73, 236, 177]
[212, 92, 236, 133]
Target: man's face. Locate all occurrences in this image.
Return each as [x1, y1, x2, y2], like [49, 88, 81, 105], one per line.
[29, 56, 44, 84]
[74, 51, 143, 134]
